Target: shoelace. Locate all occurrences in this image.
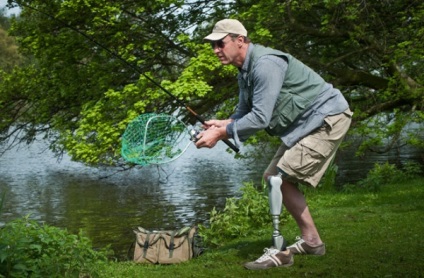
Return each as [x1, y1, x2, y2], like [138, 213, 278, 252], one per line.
[295, 236, 305, 244]
[255, 248, 280, 263]
[288, 236, 305, 247]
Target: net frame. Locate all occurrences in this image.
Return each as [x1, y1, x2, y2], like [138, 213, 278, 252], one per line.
[121, 113, 192, 166]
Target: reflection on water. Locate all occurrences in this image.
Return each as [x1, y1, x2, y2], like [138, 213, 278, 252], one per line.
[0, 136, 421, 259]
[0, 139, 267, 258]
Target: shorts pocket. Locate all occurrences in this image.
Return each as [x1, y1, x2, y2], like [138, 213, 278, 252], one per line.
[285, 137, 334, 174]
[301, 137, 334, 157]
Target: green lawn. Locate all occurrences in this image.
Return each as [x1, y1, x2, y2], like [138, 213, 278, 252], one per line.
[101, 177, 424, 277]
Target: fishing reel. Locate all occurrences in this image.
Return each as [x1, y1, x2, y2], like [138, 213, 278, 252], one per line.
[189, 129, 200, 142]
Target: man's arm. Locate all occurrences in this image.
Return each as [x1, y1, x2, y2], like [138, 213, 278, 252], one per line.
[196, 55, 288, 149]
[226, 56, 288, 140]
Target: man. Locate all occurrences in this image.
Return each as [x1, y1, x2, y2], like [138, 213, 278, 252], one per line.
[195, 19, 352, 270]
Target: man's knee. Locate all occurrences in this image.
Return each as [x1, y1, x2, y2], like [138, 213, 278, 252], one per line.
[263, 172, 272, 181]
[264, 168, 287, 181]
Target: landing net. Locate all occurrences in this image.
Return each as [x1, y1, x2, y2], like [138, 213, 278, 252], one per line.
[121, 113, 191, 166]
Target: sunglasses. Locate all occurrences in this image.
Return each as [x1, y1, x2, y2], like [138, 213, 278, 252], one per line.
[210, 35, 230, 50]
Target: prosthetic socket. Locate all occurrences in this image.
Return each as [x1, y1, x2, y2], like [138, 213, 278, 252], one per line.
[268, 172, 286, 250]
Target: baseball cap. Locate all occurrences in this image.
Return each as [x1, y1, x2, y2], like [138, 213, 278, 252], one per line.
[204, 19, 247, 41]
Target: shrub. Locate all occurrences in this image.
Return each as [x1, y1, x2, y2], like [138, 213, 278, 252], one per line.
[198, 182, 283, 247]
[358, 162, 401, 192]
[343, 160, 423, 192]
[402, 161, 423, 178]
[0, 217, 111, 278]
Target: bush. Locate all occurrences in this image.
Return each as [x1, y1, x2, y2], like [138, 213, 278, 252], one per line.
[402, 161, 423, 178]
[0, 217, 111, 278]
[343, 160, 423, 193]
[198, 182, 283, 247]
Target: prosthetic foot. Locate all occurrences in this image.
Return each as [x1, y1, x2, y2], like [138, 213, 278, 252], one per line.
[268, 173, 286, 250]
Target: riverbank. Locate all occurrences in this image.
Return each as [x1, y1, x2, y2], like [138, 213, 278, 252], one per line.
[98, 176, 424, 277]
[1, 136, 421, 259]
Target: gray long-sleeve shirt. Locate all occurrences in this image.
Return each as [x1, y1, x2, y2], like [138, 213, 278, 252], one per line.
[226, 43, 349, 148]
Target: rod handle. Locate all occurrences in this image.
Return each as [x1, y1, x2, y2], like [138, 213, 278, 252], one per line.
[222, 138, 240, 153]
[191, 111, 239, 153]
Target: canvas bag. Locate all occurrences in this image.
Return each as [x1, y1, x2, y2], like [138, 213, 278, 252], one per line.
[133, 226, 199, 264]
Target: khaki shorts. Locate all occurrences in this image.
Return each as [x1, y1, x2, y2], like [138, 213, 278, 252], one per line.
[265, 109, 353, 187]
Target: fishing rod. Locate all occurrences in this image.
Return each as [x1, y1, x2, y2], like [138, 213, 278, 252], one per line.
[15, 1, 239, 153]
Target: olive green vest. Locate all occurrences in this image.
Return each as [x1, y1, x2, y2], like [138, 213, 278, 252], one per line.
[243, 45, 326, 136]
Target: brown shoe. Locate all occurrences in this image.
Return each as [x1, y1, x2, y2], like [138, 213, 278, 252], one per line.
[244, 248, 294, 270]
[287, 237, 326, 255]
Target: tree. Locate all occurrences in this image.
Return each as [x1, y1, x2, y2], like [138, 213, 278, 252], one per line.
[230, 0, 424, 154]
[0, 9, 22, 71]
[0, 0, 230, 165]
[0, 28, 21, 72]
[0, 0, 422, 166]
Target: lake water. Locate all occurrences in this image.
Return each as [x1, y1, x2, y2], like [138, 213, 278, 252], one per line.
[0, 136, 421, 259]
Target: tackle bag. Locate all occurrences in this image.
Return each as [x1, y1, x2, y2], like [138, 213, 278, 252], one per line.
[133, 226, 201, 264]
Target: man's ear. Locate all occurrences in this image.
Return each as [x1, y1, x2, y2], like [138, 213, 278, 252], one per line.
[237, 36, 244, 47]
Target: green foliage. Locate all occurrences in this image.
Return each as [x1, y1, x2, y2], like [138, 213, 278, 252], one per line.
[0, 0, 423, 166]
[98, 177, 424, 277]
[198, 182, 279, 247]
[0, 191, 4, 215]
[0, 9, 9, 29]
[402, 160, 424, 178]
[0, 26, 22, 72]
[235, 0, 424, 157]
[358, 162, 402, 192]
[0, 217, 111, 278]
[1, 0, 232, 165]
[343, 160, 423, 193]
[317, 162, 338, 190]
[353, 110, 423, 157]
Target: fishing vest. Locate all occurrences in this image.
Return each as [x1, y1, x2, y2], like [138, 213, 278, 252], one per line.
[242, 45, 326, 136]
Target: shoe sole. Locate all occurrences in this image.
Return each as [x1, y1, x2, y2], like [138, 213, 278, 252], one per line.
[288, 249, 325, 255]
[244, 259, 294, 270]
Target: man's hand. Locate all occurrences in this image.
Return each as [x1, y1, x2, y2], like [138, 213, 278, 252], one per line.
[195, 119, 232, 149]
[202, 119, 233, 129]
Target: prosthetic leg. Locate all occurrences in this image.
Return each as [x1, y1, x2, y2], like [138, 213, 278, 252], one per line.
[268, 173, 286, 250]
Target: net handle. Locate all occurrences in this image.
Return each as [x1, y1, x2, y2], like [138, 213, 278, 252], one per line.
[142, 115, 156, 158]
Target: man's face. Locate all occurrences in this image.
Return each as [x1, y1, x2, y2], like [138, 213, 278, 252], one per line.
[210, 35, 243, 67]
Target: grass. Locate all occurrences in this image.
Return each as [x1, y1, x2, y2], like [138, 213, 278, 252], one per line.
[99, 177, 424, 277]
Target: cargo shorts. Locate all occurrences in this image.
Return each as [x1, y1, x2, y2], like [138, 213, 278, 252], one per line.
[265, 109, 353, 187]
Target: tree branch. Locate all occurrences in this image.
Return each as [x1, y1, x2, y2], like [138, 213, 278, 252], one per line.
[285, 0, 348, 38]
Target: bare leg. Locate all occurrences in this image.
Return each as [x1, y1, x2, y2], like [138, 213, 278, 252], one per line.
[281, 180, 323, 246]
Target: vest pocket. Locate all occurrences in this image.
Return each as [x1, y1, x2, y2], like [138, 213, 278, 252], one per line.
[266, 94, 307, 136]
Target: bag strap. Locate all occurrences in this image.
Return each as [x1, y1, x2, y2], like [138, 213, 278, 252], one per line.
[127, 241, 135, 260]
[143, 233, 151, 258]
[168, 230, 177, 258]
[175, 226, 191, 236]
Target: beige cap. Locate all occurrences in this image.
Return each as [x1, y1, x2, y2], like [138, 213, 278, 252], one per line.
[204, 19, 247, 41]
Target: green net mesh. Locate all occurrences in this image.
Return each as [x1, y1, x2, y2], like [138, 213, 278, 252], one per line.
[121, 113, 192, 166]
